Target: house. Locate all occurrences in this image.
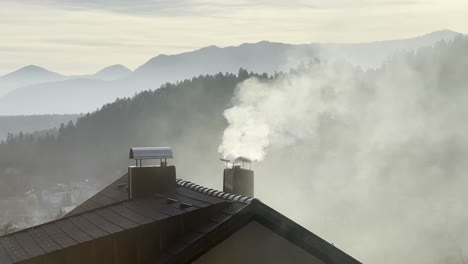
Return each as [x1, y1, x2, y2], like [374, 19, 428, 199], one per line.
[0, 147, 361, 264]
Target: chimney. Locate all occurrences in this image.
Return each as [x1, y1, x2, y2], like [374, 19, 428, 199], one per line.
[128, 147, 176, 199]
[221, 156, 254, 197]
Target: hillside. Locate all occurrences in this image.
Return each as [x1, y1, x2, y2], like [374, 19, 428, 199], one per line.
[1, 35, 468, 193]
[0, 64, 132, 99]
[0, 114, 80, 140]
[2, 36, 468, 263]
[0, 30, 461, 115]
[0, 69, 260, 196]
[134, 30, 461, 80]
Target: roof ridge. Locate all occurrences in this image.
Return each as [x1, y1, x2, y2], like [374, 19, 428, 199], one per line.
[176, 179, 255, 204]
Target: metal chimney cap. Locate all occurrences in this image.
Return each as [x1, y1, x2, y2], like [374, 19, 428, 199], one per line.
[220, 155, 252, 169]
[129, 147, 173, 160]
[220, 154, 251, 164]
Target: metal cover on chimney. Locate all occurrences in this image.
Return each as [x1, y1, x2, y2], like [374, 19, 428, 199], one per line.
[129, 147, 173, 160]
[220, 154, 251, 164]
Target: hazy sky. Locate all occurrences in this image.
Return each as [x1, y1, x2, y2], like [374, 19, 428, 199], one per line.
[0, 0, 467, 75]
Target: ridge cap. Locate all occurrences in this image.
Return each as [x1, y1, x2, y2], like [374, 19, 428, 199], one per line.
[176, 178, 256, 204]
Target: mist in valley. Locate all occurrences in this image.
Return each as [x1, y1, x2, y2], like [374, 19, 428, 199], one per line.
[221, 36, 468, 263]
[1, 36, 468, 264]
[0, 30, 458, 116]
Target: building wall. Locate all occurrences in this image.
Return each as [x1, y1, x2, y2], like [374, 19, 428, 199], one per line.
[193, 221, 326, 264]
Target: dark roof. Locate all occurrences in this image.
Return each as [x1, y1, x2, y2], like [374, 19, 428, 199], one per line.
[0, 175, 361, 264]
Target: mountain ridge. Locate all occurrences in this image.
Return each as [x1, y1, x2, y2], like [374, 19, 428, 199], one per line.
[0, 64, 132, 97]
[0, 30, 463, 115]
[1, 65, 65, 79]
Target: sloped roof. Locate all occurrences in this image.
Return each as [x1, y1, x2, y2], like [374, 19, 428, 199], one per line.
[158, 180, 361, 264]
[0, 175, 361, 264]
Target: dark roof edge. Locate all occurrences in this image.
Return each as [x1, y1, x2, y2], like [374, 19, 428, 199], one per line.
[250, 200, 362, 264]
[157, 201, 256, 264]
[176, 179, 256, 204]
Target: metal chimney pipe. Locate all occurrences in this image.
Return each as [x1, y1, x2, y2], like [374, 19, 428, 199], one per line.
[221, 156, 254, 197]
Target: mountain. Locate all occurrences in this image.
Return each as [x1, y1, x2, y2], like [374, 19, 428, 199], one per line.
[70, 64, 132, 81]
[0, 78, 118, 115]
[317, 30, 461, 67]
[0, 65, 67, 96]
[0, 64, 132, 98]
[0, 70, 255, 193]
[133, 30, 462, 83]
[91, 64, 132, 81]
[3, 36, 468, 264]
[0, 30, 463, 115]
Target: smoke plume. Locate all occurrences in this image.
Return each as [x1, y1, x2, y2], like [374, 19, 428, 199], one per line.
[219, 37, 468, 263]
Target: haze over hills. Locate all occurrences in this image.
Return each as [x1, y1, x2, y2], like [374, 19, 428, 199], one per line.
[0, 30, 462, 115]
[0, 64, 132, 97]
[0, 114, 80, 140]
[0, 65, 67, 96]
[69, 64, 132, 81]
[2, 35, 468, 263]
[134, 30, 461, 81]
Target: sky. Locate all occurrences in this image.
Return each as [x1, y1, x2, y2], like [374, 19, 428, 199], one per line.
[0, 0, 467, 75]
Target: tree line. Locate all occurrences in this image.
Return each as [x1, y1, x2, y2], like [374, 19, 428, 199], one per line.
[0, 69, 274, 197]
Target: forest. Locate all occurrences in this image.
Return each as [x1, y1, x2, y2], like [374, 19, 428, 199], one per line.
[0, 69, 270, 197]
[0, 114, 79, 140]
[2, 36, 468, 263]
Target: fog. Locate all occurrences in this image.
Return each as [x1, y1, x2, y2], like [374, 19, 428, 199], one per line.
[2, 35, 468, 263]
[0, 30, 457, 116]
[220, 37, 468, 263]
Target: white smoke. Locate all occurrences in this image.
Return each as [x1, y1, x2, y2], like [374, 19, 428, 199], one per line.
[219, 62, 359, 161]
[219, 37, 468, 264]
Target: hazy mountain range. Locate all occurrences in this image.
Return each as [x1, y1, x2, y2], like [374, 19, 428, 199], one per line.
[3, 36, 468, 263]
[0, 64, 132, 97]
[0, 30, 462, 115]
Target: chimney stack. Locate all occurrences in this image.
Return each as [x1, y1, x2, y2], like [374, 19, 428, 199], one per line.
[128, 147, 176, 199]
[221, 156, 254, 197]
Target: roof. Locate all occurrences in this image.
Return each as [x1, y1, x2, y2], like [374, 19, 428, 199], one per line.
[0, 175, 361, 264]
[129, 147, 173, 160]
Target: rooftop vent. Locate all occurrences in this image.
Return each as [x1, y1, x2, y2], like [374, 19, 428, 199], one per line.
[179, 202, 193, 209]
[128, 147, 176, 199]
[166, 198, 178, 204]
[220, 155, 254, 197]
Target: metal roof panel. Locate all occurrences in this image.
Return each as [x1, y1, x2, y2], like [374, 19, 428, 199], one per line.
[41, 224, 77, 248]
[0, 236, 29, 263]
[95, 208, 139, 229]
[69, 216, 109, 239]
[108, 204, 153, 225]
[0, 244, 13, 264]
[26, 228, 62, 253]
[55, 220, 93, 243]
[13, 232, 45, 258]
[82, 212, 123, 234]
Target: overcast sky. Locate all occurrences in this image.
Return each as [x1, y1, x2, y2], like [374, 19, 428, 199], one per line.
[0, 0, 467, 75]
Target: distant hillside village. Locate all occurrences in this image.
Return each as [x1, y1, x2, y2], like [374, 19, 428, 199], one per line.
[0, 179, 98, 235]
[0, 147, 362, 264]
[1, 33, 468, 263]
